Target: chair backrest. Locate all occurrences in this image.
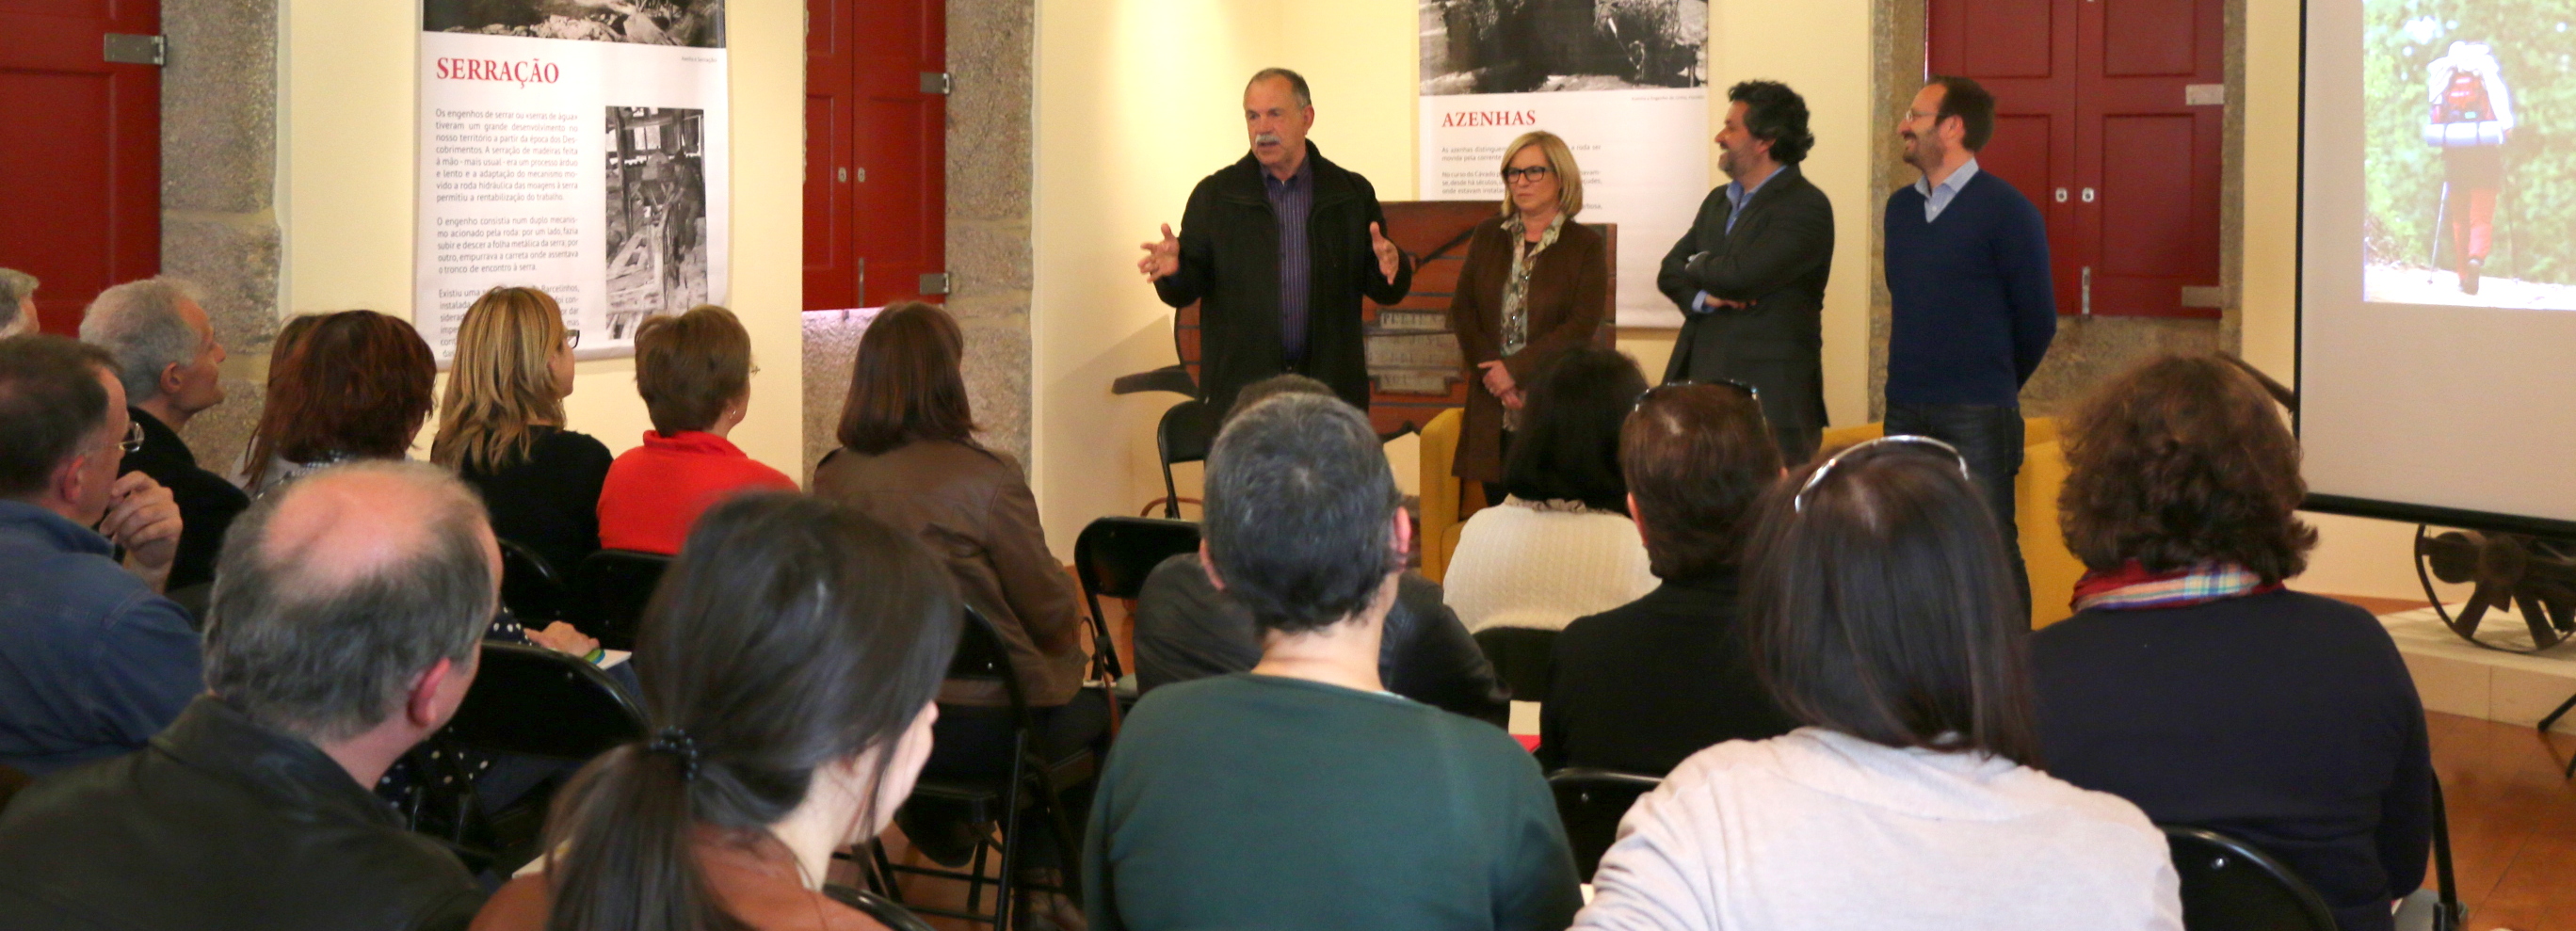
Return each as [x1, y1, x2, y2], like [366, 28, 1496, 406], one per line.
[2161, 825, 2340, 931]
[496, 538, 571, 621]
[1548, 768, 1662, 882]
[1073, 516, 1201, 682]
[444, 642, 650, 760]
[947, 604, 1028, 708]
[1472, 625, 1557, 704]
[1158, 398, 1217, 468]
[824, 884, 938, 931]
[573, 549, 672, 650]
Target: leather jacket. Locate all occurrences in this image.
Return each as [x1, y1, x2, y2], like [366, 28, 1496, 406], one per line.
[0, 697, 485, 930]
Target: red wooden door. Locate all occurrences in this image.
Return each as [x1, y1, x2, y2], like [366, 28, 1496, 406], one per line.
[0, 0, 159, 333]
[804, 0, 944, 311]
[1928, 0, 2222, 318]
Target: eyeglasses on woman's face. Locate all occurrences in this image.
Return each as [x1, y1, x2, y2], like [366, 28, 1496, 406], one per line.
[564, 329, 583, 350]
[1502, 165, 1554, 185]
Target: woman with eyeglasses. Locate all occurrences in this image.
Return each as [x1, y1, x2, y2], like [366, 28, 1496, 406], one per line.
[1573, 437, 2182, 931]
[1446, 130, 1609, 494]
[430, 286, 611, 582]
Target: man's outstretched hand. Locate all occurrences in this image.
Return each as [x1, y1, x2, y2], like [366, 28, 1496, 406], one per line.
[1370, 222, 1403, 281]
[1138, 223, 1181, 281]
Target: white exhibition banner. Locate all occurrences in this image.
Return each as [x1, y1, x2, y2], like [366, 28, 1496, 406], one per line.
[413, 4, 729, 362]
[1418, 0, 1710, 329]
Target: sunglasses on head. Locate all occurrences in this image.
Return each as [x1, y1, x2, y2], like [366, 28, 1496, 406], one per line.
[1792, 434, 1973, 513]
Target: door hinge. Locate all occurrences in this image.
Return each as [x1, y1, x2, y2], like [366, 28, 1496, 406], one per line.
[920, 72, 952, 95]
[103, 34, 165, 67]
[920, 272, 951, 296]
[2081, 266, 2093, 316]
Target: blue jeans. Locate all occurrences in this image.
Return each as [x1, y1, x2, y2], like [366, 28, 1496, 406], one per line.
[1882, 402, 2027, 617]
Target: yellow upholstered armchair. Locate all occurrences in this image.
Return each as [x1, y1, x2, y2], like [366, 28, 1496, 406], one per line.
[1418, 409, 1475, 585]
[1818, 419, 2082, 627]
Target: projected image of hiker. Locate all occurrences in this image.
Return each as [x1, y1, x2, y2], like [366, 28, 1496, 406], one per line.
[2363, 6, 2576, 310]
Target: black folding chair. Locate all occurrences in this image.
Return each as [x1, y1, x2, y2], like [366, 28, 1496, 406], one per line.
[408, 643, 649, 873]
[2162, 826, 2339, 931]
[1071, 516, 1201, 690]
[1546, 768, 1661, 882]
[825, 884, 939, 931]
[496, 538, 572, 621]
[1151, 399, 1216, 518]
[869, 606, 1095, 928]
[572, 549, 672, 650]
[1473, 626, 1558, 704]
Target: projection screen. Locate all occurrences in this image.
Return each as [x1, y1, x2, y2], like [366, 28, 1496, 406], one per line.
[2301, 1, 2576, 536]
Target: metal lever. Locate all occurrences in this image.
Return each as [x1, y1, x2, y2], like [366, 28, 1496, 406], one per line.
[2081, 266, 2093, 316]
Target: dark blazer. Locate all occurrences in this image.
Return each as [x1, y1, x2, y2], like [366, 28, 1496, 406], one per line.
[1656, 164, 1834, 438]
[1132, 553, 1512, 727]
[2033, 590, 2433, 931]
[118, 407, 249, 593]
[1536, 574, 1797, 775]
[0, 697, 485, 930]
[813, 441, 1087, 709]
[1447, 217, 1609, 484]
[1154, 141, 1415, 414]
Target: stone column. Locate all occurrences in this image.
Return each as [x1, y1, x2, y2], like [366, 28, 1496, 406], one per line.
[161, 0, 282, 472]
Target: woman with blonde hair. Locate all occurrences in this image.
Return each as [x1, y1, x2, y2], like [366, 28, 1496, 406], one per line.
[1446, 129, 1610, 492]
[431, 286, 613, 578]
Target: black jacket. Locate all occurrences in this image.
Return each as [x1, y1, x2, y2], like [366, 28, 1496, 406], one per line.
[1656, 165, 1834, 435]
[2033, 590, 2433, 931]
[457, 425, 615, 579]
[1132, 554, 1510, 727]
[1537, 574, 1797, 775]
[0, 697, 485, 930]
[1154, 142, 1414, 414]
[117, 408, 249, 594]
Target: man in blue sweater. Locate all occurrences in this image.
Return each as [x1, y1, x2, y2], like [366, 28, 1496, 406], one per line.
[1883, 76, 2055, 611]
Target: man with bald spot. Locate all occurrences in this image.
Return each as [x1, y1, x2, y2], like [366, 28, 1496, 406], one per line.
[0, 460, 493, 930]
[0, 335, 194, 775]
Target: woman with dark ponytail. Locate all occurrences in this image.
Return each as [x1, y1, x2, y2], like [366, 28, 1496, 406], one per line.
[471, 492, 960, 931]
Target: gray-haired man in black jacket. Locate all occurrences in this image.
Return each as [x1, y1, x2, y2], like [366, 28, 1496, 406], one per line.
[1658, 79, 1836, 465]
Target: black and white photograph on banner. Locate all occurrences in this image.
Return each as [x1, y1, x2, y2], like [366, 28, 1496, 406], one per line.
[425, 0, 726, 48]
[604, 106, 710, 338]
[1420, 0, 1708, 95]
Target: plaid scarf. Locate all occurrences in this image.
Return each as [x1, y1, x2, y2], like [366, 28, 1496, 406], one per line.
[2070, 560, 2279, 613]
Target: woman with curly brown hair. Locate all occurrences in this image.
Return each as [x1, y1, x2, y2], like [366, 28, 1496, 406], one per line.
[2031, 354, 2434, 931]
[237, 310, 437, 498]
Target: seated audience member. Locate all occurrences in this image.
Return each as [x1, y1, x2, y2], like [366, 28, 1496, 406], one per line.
[0, 268, 36, 338]
[597, 305, 796, 554]
[1575, 438, 2181, 931]
[1538, 382, 1796, 775]
[2034, 355, 2431, 931]
[0, 461, 494, 928]
[0, 336, 196, 775]
[811, 302, 1101, 891]
[1132, 374, 1508, 725]
[81, 277, 248, 592]
[430, 286, 614, 579]
[238, 309, 438, 497]
[472, 493, 958, 931]
[1085, 393, 1582, 930]
[1443, 345, 1657, 634]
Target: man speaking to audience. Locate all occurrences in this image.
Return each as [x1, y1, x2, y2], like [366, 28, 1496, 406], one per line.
[1139, 68, 1413, 414]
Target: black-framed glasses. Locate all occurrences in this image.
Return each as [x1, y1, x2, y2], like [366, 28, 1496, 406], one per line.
[1501, 165, 1554, 183]
[565, 329, 583, 350]
[1793, 434, 1972, 514]
[1634, 378, 1763, 413]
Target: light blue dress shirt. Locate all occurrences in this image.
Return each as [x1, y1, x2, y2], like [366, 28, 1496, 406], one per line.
[1913, 157, 1982, 222]
[1692, 168, 1781, 314]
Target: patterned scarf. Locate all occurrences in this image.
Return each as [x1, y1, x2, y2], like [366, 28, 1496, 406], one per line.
[2069, 560, 2279, 613]
[1498, 213, 1565, 358]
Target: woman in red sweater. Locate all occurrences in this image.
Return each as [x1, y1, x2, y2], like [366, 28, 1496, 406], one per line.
[596, 305, 796, 554]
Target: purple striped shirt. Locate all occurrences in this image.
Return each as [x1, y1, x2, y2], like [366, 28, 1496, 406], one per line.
[1264, 159, 1314, 363]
